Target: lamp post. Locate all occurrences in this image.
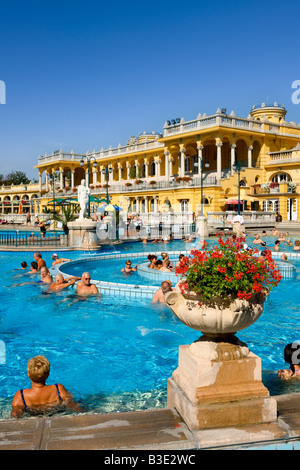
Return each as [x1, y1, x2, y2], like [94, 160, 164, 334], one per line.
[101, 165, 113, 204]
[232, 160, 246, 215]
[80, 155, 97, 217]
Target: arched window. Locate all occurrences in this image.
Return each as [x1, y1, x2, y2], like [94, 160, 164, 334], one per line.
[180, 200, 189, 212]
[184, 157, 190, 173]
[271, 172, 292, 183]
[150, 161, 156, 176]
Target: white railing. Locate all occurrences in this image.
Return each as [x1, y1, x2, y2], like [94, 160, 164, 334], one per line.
[164, 114, 265, 137]
[38, 139, 165, 164]
[207, 211, 276, 227]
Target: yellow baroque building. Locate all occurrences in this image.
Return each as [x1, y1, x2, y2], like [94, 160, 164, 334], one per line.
[2, 101, 300, 221]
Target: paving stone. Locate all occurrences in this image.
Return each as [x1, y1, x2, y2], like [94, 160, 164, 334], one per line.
[0, 394, 299, 450]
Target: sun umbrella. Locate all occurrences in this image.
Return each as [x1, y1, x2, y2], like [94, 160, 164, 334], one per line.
[225, 199, 244, 205]
[99, 204, 123, 212]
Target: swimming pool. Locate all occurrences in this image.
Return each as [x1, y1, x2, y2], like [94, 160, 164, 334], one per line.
[0, 237, 299, 420]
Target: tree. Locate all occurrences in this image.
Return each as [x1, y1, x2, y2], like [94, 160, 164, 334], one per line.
[46, 204, 77, 234]
[5, 171, 30, 185]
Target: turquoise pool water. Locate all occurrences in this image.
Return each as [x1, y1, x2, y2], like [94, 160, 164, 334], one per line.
[0, 237, 299, 419]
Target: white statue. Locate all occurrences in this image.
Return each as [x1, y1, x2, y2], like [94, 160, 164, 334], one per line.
[78, 179, 91, 220]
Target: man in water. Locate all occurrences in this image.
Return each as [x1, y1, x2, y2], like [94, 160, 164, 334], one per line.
[252, 234, 264, 245]
[152, 281, 174, 304]
[76, 272, 99, 295]
[47, 274, 81, 293]
[40, 267, 53, 284]
[33, 252, 46, 271]
[51, 253, 71, 266]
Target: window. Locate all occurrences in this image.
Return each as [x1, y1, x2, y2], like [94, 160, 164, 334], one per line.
[184, 157, 190, 173]
[150, 162, 155, 176]
[271, 172, 292, 183]
[180, 200, 189, 212]
[263, 199, 279, 213]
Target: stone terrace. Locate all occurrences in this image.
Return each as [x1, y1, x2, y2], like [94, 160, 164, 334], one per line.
[0, 393, 299, 450]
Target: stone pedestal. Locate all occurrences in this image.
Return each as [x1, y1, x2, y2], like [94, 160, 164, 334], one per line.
[68, 219, 99, 249]
[167, 341, 277, 430]
[196, 216, 208, 239]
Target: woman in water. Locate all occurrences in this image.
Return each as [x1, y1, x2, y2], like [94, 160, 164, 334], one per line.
[121, 260, 137, 274]
[11, 355, 81, 417]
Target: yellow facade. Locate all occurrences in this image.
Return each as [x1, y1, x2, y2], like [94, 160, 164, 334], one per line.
[1, 102, 300, 221]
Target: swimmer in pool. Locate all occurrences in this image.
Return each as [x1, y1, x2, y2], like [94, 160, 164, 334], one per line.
[76, 272, 99, 295]
[40, 267, 53, 284]
[277, 342, 300, 379]
[252, 234, 264, 245]
[152, 281, 175, 304]
[11, 355, 81, 418]
[121, 261, 137, 274]
[47, 274, 81, 292]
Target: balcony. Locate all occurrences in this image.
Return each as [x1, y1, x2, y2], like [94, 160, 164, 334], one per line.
[250, 182, 297, 196]
[42, 174, 219, 198]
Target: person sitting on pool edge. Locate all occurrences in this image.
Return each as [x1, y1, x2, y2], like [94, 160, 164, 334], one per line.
[121, 260, 138, 274]
[153, 260, 163, 270]
[277, 342, 300, 379]
[76, 272, 99, 295]
[11, 355, 81, 418]
[161, 252, 174, 270]
[147, 254, 157, 269]
[159, 259, 172, 272]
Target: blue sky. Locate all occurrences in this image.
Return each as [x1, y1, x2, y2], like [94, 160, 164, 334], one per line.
[1, 0, 300, 179]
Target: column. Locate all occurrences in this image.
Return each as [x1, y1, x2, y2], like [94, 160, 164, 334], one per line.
[71, 170, 75, 190]
[156, 158, 161, 177]
[216, 142, 222, 182]
[164, 151, 169, 181]
[135, 197, 140, 213]
[126, 163, 131, 180]
[169, 157, 173, 177]
[248, 145, 253, 168]
[100, 166, 105, 184]
[39, 172, 42, 193]
[144, 160, 149, 179]
[180, 148, 186, 177]
[231, 144, 236, 175]
[135, 161, 140, 179]
[144, 196, 148, 213]
[92, 169, 97, 185]
[59, 167, 64, 189]
[154, 196, 158, 212]
[118, 163, 122, 181]
[197, 145, 203, 178]
[45, 171, 49, 192]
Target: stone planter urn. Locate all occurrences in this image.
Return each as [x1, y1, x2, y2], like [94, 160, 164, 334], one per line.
[165, 286, 277, 430]
[165, 289, 266, 348]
